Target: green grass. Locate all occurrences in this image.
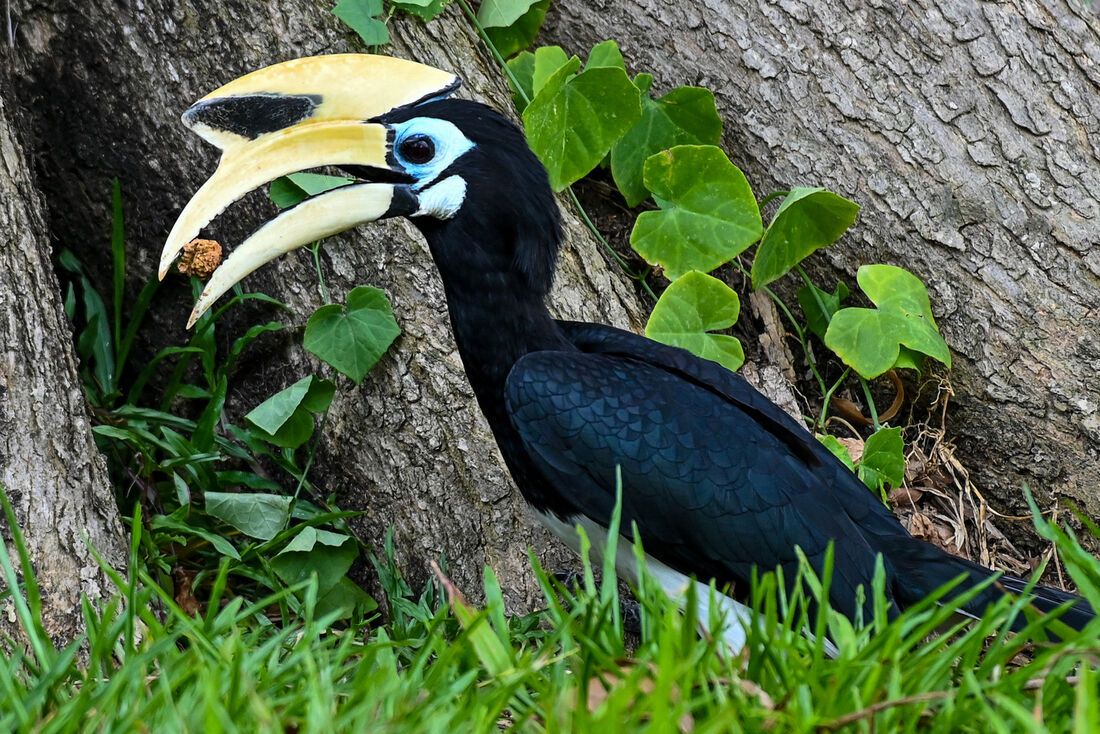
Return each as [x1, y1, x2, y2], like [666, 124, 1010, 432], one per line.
[1, 495, 1098, 733]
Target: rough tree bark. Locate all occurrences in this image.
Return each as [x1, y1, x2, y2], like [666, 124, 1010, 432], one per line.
[0, 89, 127, 648]
[5, 1, 648, 610]
[5, 0, 1097, 626]
[546, 0, 1100, 545]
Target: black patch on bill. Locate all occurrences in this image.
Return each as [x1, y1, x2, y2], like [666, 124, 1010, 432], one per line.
[183, 93, 323, 139]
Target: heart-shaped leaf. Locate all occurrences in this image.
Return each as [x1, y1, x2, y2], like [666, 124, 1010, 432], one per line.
[206, 492, 292, 541]
[271, 533, 358, 597]
[332, 0, 388, 46]
[523, 52, 642, 190]
[817, 434, 857, 472]
[477, 0, 540, 28]
[304, 286, 401, 384]
[245, 375, 335, 449]
[611, 79, 723, 206]
[825, 265, 951, 379]
[751, 188, 859, 289]
[532, 46, 570, 95]
[645, 271, 744, 372]
[506, 51, 537, 110]
[858, 426, 905, 494]
[487, 0, 549, 61]
[630, 146, 762, 280]
[391, 0, 449, 21]
[584, 39, 626, 71]
[269, 172, 354, 209]
[797, 280, 849, 341]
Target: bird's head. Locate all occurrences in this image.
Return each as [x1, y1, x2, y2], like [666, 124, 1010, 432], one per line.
[161, 54, 560, 327]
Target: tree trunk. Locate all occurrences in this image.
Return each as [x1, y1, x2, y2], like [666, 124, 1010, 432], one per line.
[8, 0, 1096, 624]
[0, 89, 127, 648]
[4, 1, 648, 609]
[545, 0, 1100, 547]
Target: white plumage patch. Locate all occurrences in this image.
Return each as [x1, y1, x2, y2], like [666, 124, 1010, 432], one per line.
[414, 175, 467, 220]
[533, 510, 754, 653]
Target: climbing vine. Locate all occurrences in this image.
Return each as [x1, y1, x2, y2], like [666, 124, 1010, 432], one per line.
[312, 1, 954, 501]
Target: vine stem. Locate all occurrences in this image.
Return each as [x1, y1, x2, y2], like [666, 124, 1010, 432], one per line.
[738, 263, 828, 398]
[860, 377, 881, 431]
[310, 241, 331, 305]
[818, 367, 850, 431]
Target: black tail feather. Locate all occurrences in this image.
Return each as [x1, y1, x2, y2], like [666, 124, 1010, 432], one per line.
[995, 573, 1096, 632]
[886, 537, 1095, 633]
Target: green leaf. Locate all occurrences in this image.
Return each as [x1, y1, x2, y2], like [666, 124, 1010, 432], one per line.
[245, 376, 311, 435]
[476, 0, 538, 28]
[192, 374, 227, 452]
[216, 471, 283, 493]
[304, 286, 401, 384]
[332, 0, 389, 46]
[390, 0, 449, 21]
[825, 265, 951, 379]
[245, 375, 335, 449]
[817, 434, 857, 472]
[645, 271, 744, 372]
[531, 46, 569, 95]
[505, 51, 536, 110]
[205, 492, 292, 541]
[486, 0, 549, 60]
[150, 514, 241, 560]
[892, 346, 926, 373]
[584, 39, 625, 71]
[523, 57, 642, 191]
[797, 281, 849, 341]
[279, 527, 353, 555]
[752, 188, 859, 289]
[271, 537, 358, 597]
[858, 426, 905, 492]
[630, 146, 762, 280]
[611, 82, 723, 206]
[315, 576, 377, 619]
[269, 173, 353, 209]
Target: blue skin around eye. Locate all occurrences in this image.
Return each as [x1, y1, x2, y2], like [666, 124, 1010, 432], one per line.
[392, 118, 476, 189]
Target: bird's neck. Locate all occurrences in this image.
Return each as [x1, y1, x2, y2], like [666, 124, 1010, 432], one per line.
[419, 214, 571, 445]
[441, 274, 569, 399]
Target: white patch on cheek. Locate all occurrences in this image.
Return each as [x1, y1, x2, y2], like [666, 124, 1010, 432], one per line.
[414, 175, 467, 220]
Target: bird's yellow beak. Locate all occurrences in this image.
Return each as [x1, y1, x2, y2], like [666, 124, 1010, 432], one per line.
[160, 54, 459, 327]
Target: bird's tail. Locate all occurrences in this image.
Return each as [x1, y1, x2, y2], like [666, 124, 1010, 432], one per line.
[884, 537, 1095, 633]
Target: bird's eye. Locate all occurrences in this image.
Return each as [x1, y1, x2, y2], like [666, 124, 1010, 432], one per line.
[399, 134, 436, 165]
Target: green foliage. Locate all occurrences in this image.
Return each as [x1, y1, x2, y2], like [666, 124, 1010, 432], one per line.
[391, 0, 450, 21]
[269, 172, 353, 208]
[2, 481, 1099, 732]
[611, 76, 723, 207]
[62, 183, 394, 629]
[485, 0, 548, 58]
[645, 271, 744, 372]
[522, 42, 642, 190]
[752, 187, 860, 289]
[245, 375, 336, 449]
[817, 434, 857, 472]
[304, 286, 402, 384]
[205, 492, 293, 541]
[825, 264, 952, 379]
[630, 144, 762, 280]
[333, 0, 389, 45]
[797, 280, 848, 340]
[858, 426, 906, 497]
[476, 0, 539, 28]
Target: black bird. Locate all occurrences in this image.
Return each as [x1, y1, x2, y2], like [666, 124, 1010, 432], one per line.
[161, 54, 1093, 648]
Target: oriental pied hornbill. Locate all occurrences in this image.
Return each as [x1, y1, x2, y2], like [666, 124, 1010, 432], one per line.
[161, 54, 1093, 648]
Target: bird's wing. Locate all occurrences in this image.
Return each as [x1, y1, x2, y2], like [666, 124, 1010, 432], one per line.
[504, 321, 906, 617]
